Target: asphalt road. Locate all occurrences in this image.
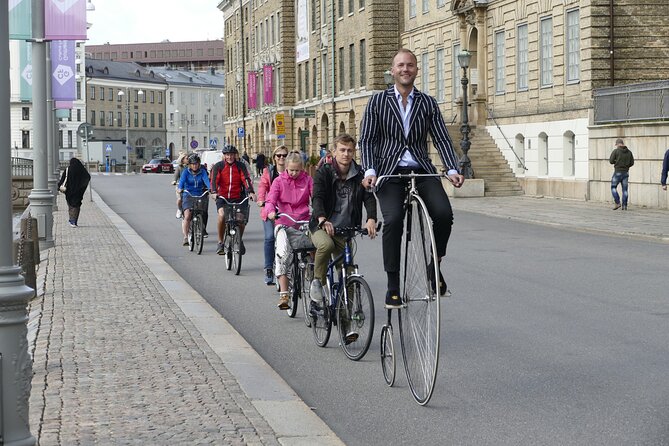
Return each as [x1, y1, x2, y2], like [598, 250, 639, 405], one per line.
[93, 173, 669, 446]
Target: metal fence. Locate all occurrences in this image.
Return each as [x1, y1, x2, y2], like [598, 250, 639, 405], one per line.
[594, 80, 669, 124]
[11, 157, 33, 177]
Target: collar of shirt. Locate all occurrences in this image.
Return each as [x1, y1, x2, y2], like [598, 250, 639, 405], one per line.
[394, 86, 419, 167]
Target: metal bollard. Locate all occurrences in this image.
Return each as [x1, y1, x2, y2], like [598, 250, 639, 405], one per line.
[13, 216, 39, 299]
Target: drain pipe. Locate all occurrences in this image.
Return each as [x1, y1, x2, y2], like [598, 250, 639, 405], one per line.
[331, 0, 336, 142]
[609, 0, 614, 86]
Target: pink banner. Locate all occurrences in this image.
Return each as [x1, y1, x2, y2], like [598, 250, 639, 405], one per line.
[247, 72, 257, 110]
[263, 64, 273, 104]
[55, 101, 73, 109]
[44, 0, 87, 40]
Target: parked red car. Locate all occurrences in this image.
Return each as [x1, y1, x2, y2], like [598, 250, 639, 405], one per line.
[142, 158, 174, 174]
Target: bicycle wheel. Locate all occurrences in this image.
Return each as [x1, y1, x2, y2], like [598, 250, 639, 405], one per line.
[301, 259, 313, 327]
[285, 258, 299, 318]
[188, 217, 195, 252]
[311, 280, 332, 347]
[232, 231, 243, 275]
[380, 324, 396, 387]
[194, 215, 204, 255]
[337, 276, 375, 361]
[398, 193, 440, 406]
[224, 231, 232, 270]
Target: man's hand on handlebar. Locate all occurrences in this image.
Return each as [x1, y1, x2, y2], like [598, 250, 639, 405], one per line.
[365, 219, 377, 239]
[446, 173, 465, 188]
[363, 175, 377, 189]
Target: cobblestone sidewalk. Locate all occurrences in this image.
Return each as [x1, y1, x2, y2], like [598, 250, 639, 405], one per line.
[28, 196, 281, 445]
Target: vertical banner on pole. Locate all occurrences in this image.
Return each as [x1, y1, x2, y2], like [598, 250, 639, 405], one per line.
[248, 72, 257, 110]
[263, 64, 273, 105]
[44, 0, 86, 40]
[19, 40, 32, 101]
[50, 40, 75, 100]
[9, 0, 32, 39]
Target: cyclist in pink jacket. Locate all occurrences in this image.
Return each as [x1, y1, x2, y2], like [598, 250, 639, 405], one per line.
[266, 152, 314, 309]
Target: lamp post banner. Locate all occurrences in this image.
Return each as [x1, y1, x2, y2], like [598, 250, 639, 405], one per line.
[55, 100, 73, 109]
[248, 71, 257, 110]
[9, 0, 32, 39]
[263, 64, 273, 104]
[50, 39, 75, 100]
[19, 39, 32, 101]
[44, 0, 86, 40]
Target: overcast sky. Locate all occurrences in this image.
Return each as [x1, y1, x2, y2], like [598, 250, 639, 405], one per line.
[86, 0, 224, 45]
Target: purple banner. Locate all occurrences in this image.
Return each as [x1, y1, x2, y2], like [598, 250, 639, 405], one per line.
[44, 0, 87, 40]
[248, 72, 257, 110]
[51, 40, 76, 100]
[263, 64, 273, 104]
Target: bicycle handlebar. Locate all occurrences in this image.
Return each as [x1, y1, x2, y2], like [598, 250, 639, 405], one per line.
[275, 212, 310, 225]
[371, 171, 452, 194]
[181, 190, 209, 198]
[217, 196, 250, 206]
[334, 223, 381, 238]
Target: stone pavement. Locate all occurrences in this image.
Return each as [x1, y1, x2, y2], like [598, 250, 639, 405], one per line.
[28, 193, 343, 445]
[451, 195, 669, 243]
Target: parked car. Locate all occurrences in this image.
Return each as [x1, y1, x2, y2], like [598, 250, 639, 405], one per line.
[142, 158, 174, 174]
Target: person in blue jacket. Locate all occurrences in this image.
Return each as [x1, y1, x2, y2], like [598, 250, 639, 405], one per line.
[177, 153, 210, 246]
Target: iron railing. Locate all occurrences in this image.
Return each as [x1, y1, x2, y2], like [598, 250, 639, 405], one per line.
[485, 104, 528, 171]
[594, 80, 669, 124]
[11, 157, 33, 177]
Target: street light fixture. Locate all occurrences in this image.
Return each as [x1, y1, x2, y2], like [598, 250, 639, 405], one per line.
[383, 69, 394, 88]
[457, 49, 474, 179]
[118, 88, 143, 173]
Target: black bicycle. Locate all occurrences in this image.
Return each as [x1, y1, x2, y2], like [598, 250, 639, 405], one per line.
[183, 190, 208, 255]
[218, 196, 250, 275]
[274, 213, 315, 326]
[310, 226, 376, 361]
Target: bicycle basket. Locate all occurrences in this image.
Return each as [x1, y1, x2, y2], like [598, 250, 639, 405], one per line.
[193, 197, 207, 212]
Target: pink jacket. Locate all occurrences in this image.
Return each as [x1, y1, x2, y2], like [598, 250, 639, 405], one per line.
[265, 170, 313, 228]
[257, 167, 273, 221]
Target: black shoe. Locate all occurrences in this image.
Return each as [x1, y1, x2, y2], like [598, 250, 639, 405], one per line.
[385, 290, 402, 309]
[428, 260, 448, 296]
[203, 229, 208, 238]
[240, 241, 246, 255]
[622, 204, 628, 210]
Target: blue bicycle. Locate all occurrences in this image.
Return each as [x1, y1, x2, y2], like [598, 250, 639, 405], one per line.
[310, 226, 375, 361]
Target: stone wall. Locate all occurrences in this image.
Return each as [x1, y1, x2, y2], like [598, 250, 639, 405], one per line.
[12, 177, 32, 209]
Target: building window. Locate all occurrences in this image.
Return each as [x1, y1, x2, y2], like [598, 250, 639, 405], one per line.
[566, 9, 580, 83]
[422, 0, 428, 14]
[142, 113, 147, 127]
[89, 85, 95, 99]
[322, 53, 329, 96]
[134, 90, 139, 102]
[409, 0, 416, 17]
[158, 113, 163, 128]
[338, 47, 345, 91]
[99, 112, 105, 126]
[338, 0, 343, 18]
[360, 39, 367, 87]
[349, 44, 355, 90]
[305, 61, 310, 99]
[22, 130, 30, 148]
[133, 112, 138, 127]
[99, 86, 104, 100]
[421, 52, 429, 93]
[150, 91, 155, 103]
[453, 43, 461, 101]
[495, 30, 505, 94]
[310, 1, 316, 30]
[107, 111, 113, 126]
[117, 111, 122, 127]
[142, 91, 147, 103]
[169, 91, 174, 105]
[67, 130, 72, 148]
[297, 64, 303, 101]
[436, 48, 444, 102]
[540, 16, 553, 87]
[76, 109, 81, 121]
[76, 81, 81, 100]
[517, 24, 529, 91]
[159, 91, 163, 104]
[108, 88, 113, 101]
[437, 0, 445, 6]
[349, 0, 354, 14]
[150, 113, 155, 128]
[22, 107, 29, 120]
[359, 0, 364, 8]
[90, 110, 96, 124]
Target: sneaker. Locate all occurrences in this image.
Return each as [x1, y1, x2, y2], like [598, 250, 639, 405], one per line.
[239, 241, 246, 255]
[182, 237, 189, 246]
[203, 229, 208, 238]
[309, 300, 321, 317]
[612, 203, 621, 210]
[69, 220, 77, 228]
[385, 290, 402, 309]
[344, 331, 359, 345]
[622, 204, 628, 210]
[264, 268, 275, 285]
[176, 209, 183, 219]
[216, 242, 225, 255]
[277, 293, 290, 310]
[310, 279, 323, 303]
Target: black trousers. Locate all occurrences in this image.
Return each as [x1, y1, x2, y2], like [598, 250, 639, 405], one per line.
[377, 174, 453, 273]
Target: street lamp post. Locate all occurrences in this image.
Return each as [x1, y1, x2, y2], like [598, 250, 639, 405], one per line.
[457, 49, 474, 179]
[175, 108, 190, 154]
[219, 93, 226, 146]
[118, 88, 143, 173]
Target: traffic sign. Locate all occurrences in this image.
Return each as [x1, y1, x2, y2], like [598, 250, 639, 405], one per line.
[275, 113, 285, 137]
[190, 140, 199, 149]
[293, 109, 315, 119]
[210, 137, 218, 148]
[237, 127, 245, 138]
[105, 143, 112, 154]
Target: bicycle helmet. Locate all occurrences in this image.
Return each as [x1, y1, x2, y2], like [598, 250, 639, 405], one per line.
[187, 153, 201, 164]
[221, 144, 238, 155]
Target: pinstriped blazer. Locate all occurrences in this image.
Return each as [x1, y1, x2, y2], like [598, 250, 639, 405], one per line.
[358, 87, 459, 186]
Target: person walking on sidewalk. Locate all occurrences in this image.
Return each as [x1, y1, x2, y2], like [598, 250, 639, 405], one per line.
[358, 48, 463, 308]
[609, 138, 635, 210]
[257, 145, 289, 285]
[661, 148, 669, 191]
[172, 153, 188, 218]
[58, 157, 91, 227]
[255, 151, 266, 178]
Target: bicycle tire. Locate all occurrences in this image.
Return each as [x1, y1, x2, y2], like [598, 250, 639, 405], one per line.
[398, 193, 440, 406]
[301, 260, 313, 327]
[194, 215, 204, 255]
[312, 280, 332, 347]
[285, 258, 299, 318]
[380, 324, 396, 387]
[232, 231, 242, 275]
[337, 276, 375, 361]
[188, 217, 195, 252]
[224, 231, 232, 270]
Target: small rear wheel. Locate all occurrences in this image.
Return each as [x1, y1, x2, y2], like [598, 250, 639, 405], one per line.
[380, 324, 396, 387]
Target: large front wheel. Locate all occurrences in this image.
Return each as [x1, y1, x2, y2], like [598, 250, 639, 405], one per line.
[301, 260, 313, 327]
[188, 217, 195, 252]
[337, 276, 374, 361]
[285, 258, 299, 318]
[193, 215, 204, 255]
[312, 281, 332, 347]
[380, 324, 396, 386]
[398, 194, 440, 406]
[224, 232, 232, 270]
[232, 231, 243, 275]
